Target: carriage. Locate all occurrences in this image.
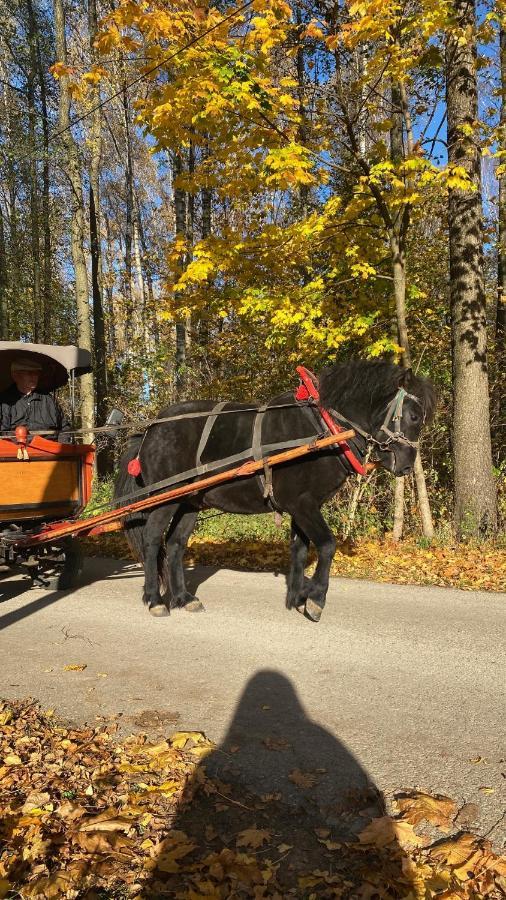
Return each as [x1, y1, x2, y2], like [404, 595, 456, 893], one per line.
[0, 342, 95, 588]
[0, 340, 433, 620]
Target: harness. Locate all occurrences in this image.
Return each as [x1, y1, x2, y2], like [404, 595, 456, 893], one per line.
[126, 366, 424, 509]
[295, 366, 423, 462]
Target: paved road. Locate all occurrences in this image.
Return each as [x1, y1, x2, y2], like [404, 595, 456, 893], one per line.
[1, 558, 505, 845]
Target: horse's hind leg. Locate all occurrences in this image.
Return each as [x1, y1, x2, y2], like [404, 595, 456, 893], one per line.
[164, 506, 201, 612]
[143, 504, 178, 616]
[286, 519, 310, 610]
[286, 494, 336, 623]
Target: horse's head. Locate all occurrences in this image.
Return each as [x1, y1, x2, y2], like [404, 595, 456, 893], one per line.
[370, 368, 436, 477]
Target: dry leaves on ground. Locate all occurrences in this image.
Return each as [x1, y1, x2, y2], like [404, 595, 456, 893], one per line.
[1, 699, 505, 898]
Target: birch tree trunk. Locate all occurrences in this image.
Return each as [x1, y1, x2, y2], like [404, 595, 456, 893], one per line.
[53, 0, 94, 441]
[446, 0, 497, 536]
[390, 81, 434, 540]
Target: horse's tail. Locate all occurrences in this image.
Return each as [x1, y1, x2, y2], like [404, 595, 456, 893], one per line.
[114, 434, 146, 564]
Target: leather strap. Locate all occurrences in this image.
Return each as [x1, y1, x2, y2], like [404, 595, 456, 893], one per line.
[196, 401, 227, 475]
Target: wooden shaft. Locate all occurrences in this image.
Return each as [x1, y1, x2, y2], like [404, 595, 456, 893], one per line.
[16, 430, 356, 548]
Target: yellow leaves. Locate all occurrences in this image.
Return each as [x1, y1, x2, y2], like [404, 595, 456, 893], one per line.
[170, 731, 210, 750]
[0, 708, 13, 726]
[263, 143, 316, 188]
[22, 792, 52, 815]
[4, 754, 22, 766]
[82, 65, 108, 85]
[152, 832, 197, 872]
[63, 663, 87, 672]
[236, 826, 272, 848]
[395, 791, 457, 829]
[441, 165, 477, 192]
[49, 61, 75, 79]
[430, 832, 479, 867]
[358, 815, 425, 849]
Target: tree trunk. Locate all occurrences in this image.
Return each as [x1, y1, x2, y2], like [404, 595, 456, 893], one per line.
[446, 0, 497, 536]
[496, 24, 506, 423]
[0, 201, 7, 339]
[89, 0, 110, 472]
[389, 81, 434, 541]
[173, 152, 187, 397]
[53, 0, 94, 441]
[28, 0, 52, 341]
[122, 81, 134, 343]
[25, 0, 41, 342]
[295, 5, 310, 214]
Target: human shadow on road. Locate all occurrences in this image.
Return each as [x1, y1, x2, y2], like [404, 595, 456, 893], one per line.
[139, 670, 407, 897]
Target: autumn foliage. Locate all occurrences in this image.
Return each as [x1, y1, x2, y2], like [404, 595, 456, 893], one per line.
[1, 700, 505, 897]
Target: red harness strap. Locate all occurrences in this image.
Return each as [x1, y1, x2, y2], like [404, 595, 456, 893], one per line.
[295, 366, 367, 476]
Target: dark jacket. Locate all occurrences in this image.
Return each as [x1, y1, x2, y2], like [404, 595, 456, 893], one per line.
[0, 385, 71, 442]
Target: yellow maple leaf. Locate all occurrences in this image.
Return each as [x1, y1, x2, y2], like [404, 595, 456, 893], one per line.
[396, 791, 457, 828]
[236, 827, 272, 849]
[429, 832, 478, 866]
[358, 816, 425, 849]
[170, 731, 208, 749]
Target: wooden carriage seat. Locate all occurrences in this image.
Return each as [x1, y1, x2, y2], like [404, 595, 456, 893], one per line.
[0, 436, 95, 522]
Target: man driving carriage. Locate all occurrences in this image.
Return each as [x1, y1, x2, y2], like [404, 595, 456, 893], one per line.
[0, 355, 71, 442]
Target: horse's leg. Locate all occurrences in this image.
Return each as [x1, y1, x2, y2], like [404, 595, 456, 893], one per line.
[164, 507, 202, 612]
[286, 519, 310, 610]
[286, 494, 336, 623]
[142, 504, 177, 616]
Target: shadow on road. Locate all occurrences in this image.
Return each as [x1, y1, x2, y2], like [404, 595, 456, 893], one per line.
[0, 557, 223, 631]
[139, 670, 407, 897]
[0, 556, 138, 631]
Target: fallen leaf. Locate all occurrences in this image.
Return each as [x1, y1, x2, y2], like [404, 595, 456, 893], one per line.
[429, 832, 478, 866]
[236, 827, 272, 849]
[4, 754, 22, 765]
[63, 664, 87, 672]
[277, 843, 293, 853]
[288, 768, 319, 789]
[263, 736, 291, 751]
[0, 708, 13, 726]
[170, 731, 207, 749]
[358, 816, 425, 849]
[396, 791, 456, 828]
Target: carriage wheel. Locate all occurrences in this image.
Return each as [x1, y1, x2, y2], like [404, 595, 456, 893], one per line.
[31, 539, 84, 591]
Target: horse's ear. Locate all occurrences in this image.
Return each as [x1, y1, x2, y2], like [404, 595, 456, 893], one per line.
[398, 367, 414, 388]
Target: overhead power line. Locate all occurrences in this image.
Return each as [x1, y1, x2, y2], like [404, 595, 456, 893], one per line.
[16, 0, 255, 165]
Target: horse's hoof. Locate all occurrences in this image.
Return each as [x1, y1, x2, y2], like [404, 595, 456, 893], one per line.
[305, 599, 322, 622]
[295, 603, 306, 616]
[184, 599, 205, 613]
[149, 602, 169, 617]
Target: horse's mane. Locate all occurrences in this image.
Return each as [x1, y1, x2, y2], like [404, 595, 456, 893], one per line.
[319, 360, 437, 424]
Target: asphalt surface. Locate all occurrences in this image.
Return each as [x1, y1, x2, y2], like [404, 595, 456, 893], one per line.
[1, 558, 505, 846]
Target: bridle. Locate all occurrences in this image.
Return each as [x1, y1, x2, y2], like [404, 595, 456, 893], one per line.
[330, 387, 425, 455]
[374, 387, 424, 451]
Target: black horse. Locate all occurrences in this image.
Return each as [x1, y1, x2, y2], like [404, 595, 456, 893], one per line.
[114, 360, 436, 621]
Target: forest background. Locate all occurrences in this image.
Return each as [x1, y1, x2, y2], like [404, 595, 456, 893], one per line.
[0, 0, 504, 566]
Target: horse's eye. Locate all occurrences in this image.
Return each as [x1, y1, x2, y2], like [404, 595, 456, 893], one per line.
[410, 411, 420, 423]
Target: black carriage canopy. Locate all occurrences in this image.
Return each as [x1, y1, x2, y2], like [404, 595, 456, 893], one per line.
[0, 342, 92, 393]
